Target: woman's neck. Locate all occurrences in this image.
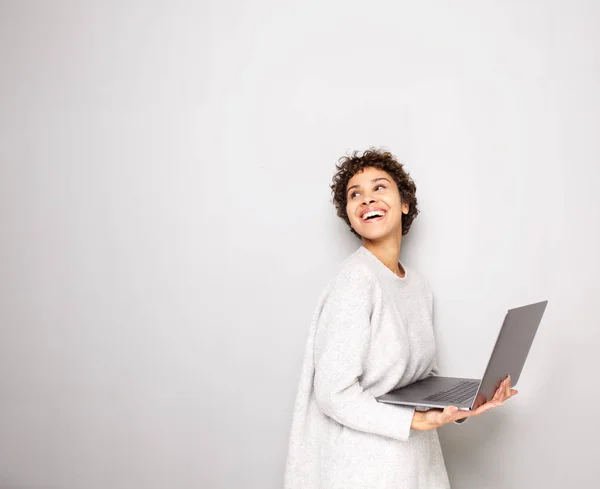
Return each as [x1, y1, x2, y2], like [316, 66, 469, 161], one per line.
[362, 234, 404, 277]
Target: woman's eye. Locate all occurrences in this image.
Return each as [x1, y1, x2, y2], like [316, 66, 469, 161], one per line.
[375, 185, 385, 191]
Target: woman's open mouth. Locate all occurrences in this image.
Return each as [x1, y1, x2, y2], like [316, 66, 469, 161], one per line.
[360, 209, 387, 223]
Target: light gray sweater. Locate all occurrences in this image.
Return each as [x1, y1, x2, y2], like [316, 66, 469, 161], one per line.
[283, 246, 451, 489]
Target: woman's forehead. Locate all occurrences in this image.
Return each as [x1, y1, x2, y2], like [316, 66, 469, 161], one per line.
[348, 167, 392, 185]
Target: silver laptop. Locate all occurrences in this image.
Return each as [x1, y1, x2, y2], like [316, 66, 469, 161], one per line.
[376, 301, 548, 411]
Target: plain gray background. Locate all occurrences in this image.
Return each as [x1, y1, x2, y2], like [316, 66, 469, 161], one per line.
[1, 1, 599, 488]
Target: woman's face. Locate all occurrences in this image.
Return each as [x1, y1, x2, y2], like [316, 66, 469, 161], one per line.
[345, 167, 409, 241]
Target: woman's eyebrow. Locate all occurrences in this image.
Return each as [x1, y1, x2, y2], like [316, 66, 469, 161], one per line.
[346, 177, 391, 194]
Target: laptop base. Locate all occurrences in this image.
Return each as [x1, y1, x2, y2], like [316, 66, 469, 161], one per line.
[376, 376, 481, 410]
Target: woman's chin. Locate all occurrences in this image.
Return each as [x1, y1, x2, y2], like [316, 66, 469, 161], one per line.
[359, 229, 393, 242]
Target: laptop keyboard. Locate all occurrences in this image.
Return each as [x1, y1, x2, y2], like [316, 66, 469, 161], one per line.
[423, 381, 480, 404]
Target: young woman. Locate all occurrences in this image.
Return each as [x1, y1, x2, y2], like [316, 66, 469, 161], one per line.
[284, 149, 516, 489]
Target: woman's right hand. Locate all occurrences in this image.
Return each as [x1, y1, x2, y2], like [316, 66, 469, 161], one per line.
[411, 376, 518, 430]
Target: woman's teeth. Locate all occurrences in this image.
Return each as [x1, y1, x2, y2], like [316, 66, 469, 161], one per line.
[363, 210, 385, 220]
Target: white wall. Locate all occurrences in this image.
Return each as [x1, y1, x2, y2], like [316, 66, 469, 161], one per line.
[1, 1, 599, 488]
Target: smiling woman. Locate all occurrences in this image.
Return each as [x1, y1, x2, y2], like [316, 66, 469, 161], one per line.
[283, 148, 515, 489]
[344, 169, 410, 249]
[330, 149, 420, 239]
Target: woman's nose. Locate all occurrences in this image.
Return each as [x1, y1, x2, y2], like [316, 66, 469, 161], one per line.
[362, 195, 376, 205]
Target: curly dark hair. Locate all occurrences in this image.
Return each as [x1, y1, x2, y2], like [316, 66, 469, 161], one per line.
[330, 148, 419, 238]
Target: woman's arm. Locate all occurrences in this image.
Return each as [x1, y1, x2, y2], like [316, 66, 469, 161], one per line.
[313, 265, 416, 442]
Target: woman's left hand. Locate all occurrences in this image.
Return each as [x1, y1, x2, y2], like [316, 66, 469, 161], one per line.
[412, 375, 518, 430]
[451, 375, 518, 422]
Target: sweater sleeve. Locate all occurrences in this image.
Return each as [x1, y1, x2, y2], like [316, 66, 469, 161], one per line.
[313, 265, 416, 441]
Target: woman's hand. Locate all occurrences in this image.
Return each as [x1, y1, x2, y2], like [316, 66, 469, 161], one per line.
[411, 376, 518, 431]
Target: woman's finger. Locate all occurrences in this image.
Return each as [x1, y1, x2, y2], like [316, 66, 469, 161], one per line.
[473, 400, 500, 416]
[442, 405, 459, 421]
[498, 379, 509, 402]
[491, 386, 501, 402]
[496, 377, 510, 403]
[492, 379, 506, 403]
[504, 376, 512, 398]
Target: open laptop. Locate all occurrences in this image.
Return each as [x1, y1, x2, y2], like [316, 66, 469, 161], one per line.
[376, 300, 548, 411]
